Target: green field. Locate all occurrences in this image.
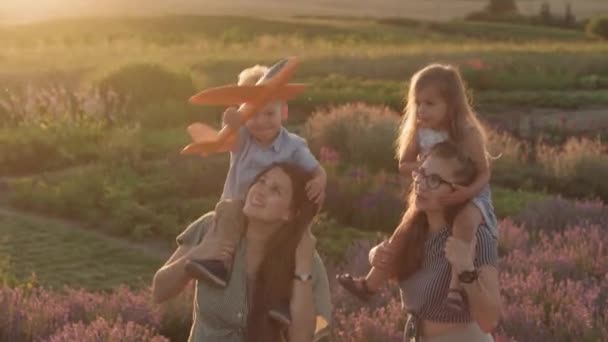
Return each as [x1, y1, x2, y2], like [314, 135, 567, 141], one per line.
[1, 13, 607, 291]
[0, 208, 164, 290]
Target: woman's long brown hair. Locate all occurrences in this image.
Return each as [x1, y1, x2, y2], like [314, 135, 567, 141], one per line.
[393, 141, 477, 281]
[246, 163, 318, 342]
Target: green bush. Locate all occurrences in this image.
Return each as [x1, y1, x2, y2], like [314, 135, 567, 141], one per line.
[486, 129, 534, 189]
[465, 0, 522, 24]
[0, 120, 194, 177]
[302, 103, 401, 172]
[8, 156, 228, 241]
[0, 257, 18, 286]
[579, 75, 608, 90]
[0, 121, 105, 176]
[536, 137, 608, 200]
[95, 63, 196, 112]
[324, 165, 405, 232]
[314, 214, 380, 263]
[492, 187, 546, 218]
[586, 16, 608, 40]
[132, 99, 213, 129]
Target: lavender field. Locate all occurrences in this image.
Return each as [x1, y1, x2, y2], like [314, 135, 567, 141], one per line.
[2, 2, 608, 341]
[2, 199, 608, 341]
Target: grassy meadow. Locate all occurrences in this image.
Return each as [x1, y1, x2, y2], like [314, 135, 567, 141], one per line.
[1, 10, 608, 341]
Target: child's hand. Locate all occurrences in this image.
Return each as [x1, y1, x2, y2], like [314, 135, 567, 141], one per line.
[439, 184, 473, 206]
[417, 152, 429, 162]
[306, 176, 326, 205]
[222, 107, 241, 128]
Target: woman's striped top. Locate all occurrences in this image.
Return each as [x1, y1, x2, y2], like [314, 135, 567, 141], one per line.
[399, 223, 498, 322]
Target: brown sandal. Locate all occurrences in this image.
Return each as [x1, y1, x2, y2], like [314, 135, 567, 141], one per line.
[336, 274, 375, 302]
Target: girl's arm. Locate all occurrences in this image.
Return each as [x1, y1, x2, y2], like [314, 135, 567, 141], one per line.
[463, 129, 491, 196]
[398, 140, 421, 175]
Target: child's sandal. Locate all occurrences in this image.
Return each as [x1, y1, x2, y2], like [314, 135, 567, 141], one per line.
[185, 259, 229, 288]
[336, 274, 375, 302]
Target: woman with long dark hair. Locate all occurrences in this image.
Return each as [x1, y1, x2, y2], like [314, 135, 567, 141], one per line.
[152, 163, 331, 342]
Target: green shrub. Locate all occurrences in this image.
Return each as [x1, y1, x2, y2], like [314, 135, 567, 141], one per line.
[314, 214, 380, 263]
[579, 75, 608, 90]
[586, 16, 608, 40]
[7, 155, 228, 241]
[132, 99, 212, 129]
[492, 187, 547, 218]
[465, 0, 522, 24]
[322, 164, 406, 232]
[486, 129, 533, 189]
[302, 103, 401, 172]
[95, 63, 196, 112]
[0, 121, 106, 176]
[536, 137, 608, 199]
[0, 120, 195, 177]
[0, 257, 18, 286]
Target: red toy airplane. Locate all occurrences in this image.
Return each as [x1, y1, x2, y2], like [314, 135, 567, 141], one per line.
[181, 57, 307, 156]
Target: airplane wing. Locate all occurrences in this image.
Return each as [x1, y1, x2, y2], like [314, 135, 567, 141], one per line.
[187, 122, 219, 143]
[182, 122, 238, 156]
[189, 84, 307, 105]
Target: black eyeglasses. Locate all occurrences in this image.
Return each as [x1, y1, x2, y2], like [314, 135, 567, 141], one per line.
[411, 167, 454, 190]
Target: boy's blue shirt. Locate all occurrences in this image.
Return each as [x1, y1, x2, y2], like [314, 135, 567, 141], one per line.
[221, 126, 319, 200]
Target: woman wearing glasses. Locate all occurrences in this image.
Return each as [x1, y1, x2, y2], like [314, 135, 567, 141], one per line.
[337, 141, 500, 341]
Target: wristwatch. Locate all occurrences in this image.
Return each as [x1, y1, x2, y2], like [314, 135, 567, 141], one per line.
[458, 268, 478, 284]
[294, 273, 312, 282]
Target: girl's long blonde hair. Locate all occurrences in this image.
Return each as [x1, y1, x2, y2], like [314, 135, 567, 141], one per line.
[396, 64, 488, 160]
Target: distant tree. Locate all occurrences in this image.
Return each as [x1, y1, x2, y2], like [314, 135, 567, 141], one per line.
[540, 2, 552, 24]
[564, 3, 576, 27]
[485, 0, 519, 15]
[586, 15, 608, 40]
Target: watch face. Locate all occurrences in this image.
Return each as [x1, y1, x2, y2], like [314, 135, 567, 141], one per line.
[458, 270, 478, 283]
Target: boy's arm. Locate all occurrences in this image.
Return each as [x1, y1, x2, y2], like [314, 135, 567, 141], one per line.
[292, 140, 327, 203]
[222, 107, 249, 152]
[222, 106, 241, 129]
[398, 139, 421, 175]
[311, 165, 327, 183]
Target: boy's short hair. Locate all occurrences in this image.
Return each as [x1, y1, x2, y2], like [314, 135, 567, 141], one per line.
[237, 64, 288, 118]
[238, 65, 269, 86]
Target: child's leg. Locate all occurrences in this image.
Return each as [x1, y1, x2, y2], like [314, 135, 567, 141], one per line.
[446, 202, 482, 310]
[210, 199, 245, 266]
[337, 224, 405, 300]
[364, 233, 402, 291]
[187, 199, 245, 286]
